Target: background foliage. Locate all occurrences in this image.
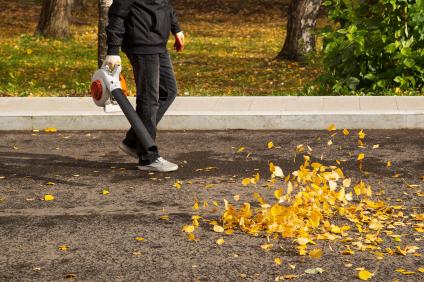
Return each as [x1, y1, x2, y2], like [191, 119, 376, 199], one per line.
[317, 0, 424, 95]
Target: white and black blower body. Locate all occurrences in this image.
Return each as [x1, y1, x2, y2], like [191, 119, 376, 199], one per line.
[90, 65, 157, 152]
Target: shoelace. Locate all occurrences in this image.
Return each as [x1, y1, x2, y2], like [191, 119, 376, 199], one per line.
[156, 157, 166, 164]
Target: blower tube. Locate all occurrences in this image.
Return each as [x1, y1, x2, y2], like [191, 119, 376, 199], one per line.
[110, 89, 157, 152]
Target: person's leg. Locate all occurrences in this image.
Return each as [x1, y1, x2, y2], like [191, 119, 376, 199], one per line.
[156, 52, 178, 123]
[124, 51, 177, 147]
[126, 54, 161, 165]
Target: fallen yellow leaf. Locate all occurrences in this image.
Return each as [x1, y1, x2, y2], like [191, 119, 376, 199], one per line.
[43, 194, 55, 201]
[213, 225, 224, 233]
[242, 178, 251, 186]
[44, 127, 57, 133]
[343, 128, 350, 136]
[309, 248, 323, 259]
[216, 238, 225, 245]
[260, 243, 273, 251]
[327, 124, 336, 131]
[358, 269, 373, 280]
[274, 257, 282, 265]
[58, 245, 69, 251]
[358, 129, 366, 139]
[183, 225, 195, 233]
[237, 147, 245, 153]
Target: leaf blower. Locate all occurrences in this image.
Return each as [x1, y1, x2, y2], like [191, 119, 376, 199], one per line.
[90, 65, 157, 152]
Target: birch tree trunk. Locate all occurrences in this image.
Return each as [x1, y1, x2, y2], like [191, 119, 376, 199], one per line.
[36, 0, 72, 39]
[276, 0, 322, 61]
[98, 0, 113, 68]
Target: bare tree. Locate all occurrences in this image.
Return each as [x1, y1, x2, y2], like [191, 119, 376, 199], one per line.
[36, 0, 72, 39]
[98, 0, 113, 68]
[276, 0, 322, 61]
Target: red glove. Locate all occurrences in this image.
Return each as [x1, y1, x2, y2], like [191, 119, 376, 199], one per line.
[174, 32, 185, 52]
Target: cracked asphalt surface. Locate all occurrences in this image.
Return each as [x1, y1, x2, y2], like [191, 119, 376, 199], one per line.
[0, 130, 423, 281]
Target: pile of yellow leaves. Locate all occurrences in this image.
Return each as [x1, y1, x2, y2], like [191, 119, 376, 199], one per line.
[216, 157, 396, 254]
[183, 154, 422, 260]
[181, 128, 424, 274]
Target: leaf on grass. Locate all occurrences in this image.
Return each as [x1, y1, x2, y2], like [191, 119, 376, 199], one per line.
[135, 237, 145, 241]
[274, 257, 282, 265]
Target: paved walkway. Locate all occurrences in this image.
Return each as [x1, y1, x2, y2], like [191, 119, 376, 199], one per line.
[0, 96, 423, 130]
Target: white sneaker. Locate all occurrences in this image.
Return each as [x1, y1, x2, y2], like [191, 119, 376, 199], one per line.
[137, 157, 178, 172]
[118, 141, 137, 159]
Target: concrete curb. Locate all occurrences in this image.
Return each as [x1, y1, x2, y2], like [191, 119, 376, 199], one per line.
[0, 96, 423, 130]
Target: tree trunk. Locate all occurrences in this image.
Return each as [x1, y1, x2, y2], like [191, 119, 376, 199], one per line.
[72, 0, 88, 12]
[276, 0, 322, 61]
[36, 0, 72, 39]
[98, 0, 113, 68]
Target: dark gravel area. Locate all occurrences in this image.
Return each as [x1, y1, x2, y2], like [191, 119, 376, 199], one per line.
[0, 130, 423, 281]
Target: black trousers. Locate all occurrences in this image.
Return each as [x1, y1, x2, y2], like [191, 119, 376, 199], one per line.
[123, 52, 177, 165]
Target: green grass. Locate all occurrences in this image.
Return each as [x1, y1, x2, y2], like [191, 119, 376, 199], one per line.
[0, 0, 323, 97]
[0, 0, 421, 97]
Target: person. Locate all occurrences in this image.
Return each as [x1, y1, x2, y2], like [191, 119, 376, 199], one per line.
[104, 0, 184, 172]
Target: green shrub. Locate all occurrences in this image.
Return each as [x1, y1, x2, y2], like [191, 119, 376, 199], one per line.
[319, 0, 424, 94]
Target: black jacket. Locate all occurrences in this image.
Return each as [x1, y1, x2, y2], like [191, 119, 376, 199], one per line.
[106, 0, 181, 55]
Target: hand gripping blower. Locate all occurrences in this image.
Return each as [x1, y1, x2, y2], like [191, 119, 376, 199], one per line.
[90, 65, 157, 153]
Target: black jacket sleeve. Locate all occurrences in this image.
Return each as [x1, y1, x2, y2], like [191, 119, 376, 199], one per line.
[106, 0, 135, 55]
[170, 4, 181, 35]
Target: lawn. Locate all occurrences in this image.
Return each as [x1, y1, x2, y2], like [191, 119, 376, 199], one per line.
[0, 0, 325, 97]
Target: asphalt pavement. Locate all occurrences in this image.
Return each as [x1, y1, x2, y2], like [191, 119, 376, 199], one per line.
[0, 130, 423, 281]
